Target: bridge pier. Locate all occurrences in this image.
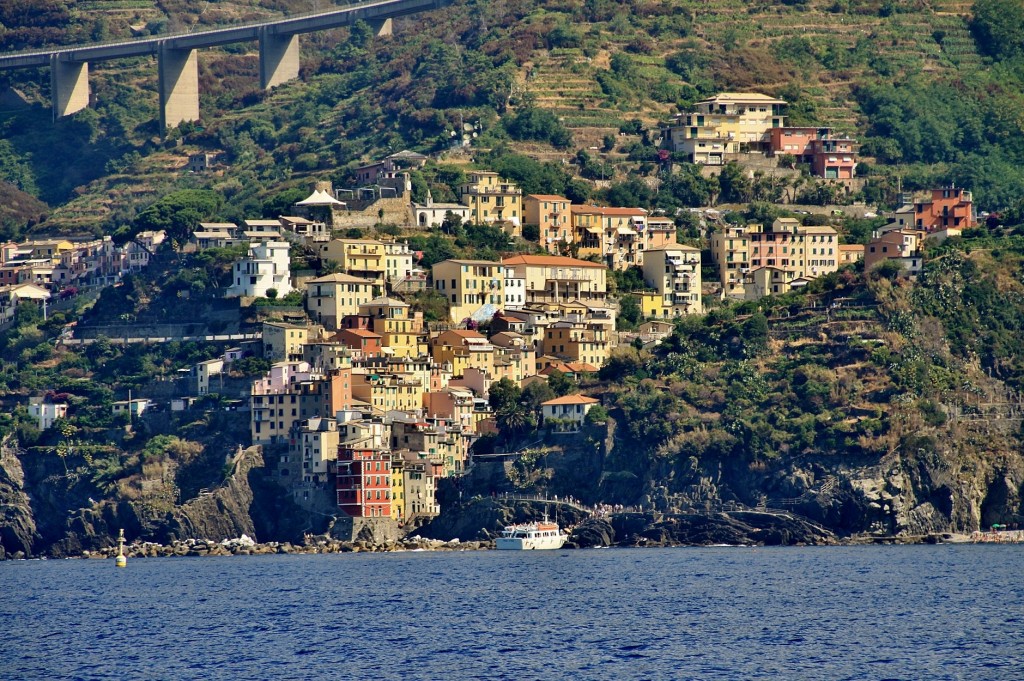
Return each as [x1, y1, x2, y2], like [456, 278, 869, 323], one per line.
[50, 54, 90, 120]
[371, 18, 393, 37]
[158, 43, 199, 133]
[259, 28, 300, 89]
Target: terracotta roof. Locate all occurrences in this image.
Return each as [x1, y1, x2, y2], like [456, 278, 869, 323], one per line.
[435, 259, 503, 266]
[541, 394, 600, 406]
[570, 205, 646, 217]
[340, 328, 382, 338]
[565, 362, 599, 373]
[502, 254, 607, 269]
[698, 92, 787, 104]
[308, 273, 374, 284]
[362, 296, 409, 307]
[440, 329, 487, 339]
[527, 194, 570, 202]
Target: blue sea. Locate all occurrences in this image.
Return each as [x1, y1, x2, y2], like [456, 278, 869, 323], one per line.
[2, 545, 1022, 680]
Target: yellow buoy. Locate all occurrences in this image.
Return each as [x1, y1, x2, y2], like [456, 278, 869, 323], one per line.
[115, 529, 127, 568]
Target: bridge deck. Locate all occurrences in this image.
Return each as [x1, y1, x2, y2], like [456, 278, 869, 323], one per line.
[0, 0, 446, 69]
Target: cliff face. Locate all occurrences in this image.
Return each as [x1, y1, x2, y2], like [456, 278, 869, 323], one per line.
[0, 437, 39, 559]
[19, 446, 308, 558]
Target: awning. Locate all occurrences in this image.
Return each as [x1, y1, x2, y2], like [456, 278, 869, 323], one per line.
[584, 227, 601, 235]
[616, 227, 637, 236]
[295, 189, 345, 206]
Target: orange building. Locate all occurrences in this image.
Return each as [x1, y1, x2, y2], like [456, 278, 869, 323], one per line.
[524, 194, 572, 253]
[913, 187, 975, 232]
[336, 447, 392, 518]
[768, 127, 859, 179]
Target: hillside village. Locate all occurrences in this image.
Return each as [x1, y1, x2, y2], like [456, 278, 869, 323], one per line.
[2, 87, 992, 542]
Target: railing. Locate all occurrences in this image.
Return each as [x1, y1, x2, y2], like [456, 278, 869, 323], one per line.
[0, 0, 430, 61]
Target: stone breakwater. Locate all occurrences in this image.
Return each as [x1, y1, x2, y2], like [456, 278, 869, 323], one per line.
[78, 535, 492, 560]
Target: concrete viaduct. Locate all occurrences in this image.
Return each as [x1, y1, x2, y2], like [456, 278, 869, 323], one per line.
[0, 0, 449, 132]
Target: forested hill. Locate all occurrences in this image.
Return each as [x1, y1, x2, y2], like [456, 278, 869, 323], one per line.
[1, 0, 1024, 237]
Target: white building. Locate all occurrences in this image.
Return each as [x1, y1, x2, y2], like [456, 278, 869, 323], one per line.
[504, 271, 526, 309]
[642, 246, 703, 317]
[383, 240, 416, 286]
[412, 190, 472, 230]
[28, 396, 68, 431]
[226, 241, 292, 298]
[540, 394, 600, 432]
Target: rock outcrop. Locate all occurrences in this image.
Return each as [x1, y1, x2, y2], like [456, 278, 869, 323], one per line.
[0, 437, 39, 559]
[570, 510, 834, 548]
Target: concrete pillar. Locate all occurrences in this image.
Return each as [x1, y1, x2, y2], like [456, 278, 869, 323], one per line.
[371, 18, 393, 37]
[259, 29, 300, 89]
[50, 54, 89, 120]
[158, 43, 199, 133]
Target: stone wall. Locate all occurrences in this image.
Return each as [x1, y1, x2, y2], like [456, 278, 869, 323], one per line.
[330, 197, 413, 229]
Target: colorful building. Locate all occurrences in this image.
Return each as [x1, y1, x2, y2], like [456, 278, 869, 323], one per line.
[641, 246, 703, 317]
[524, 194, 572, 253]
[501, 254, 608, 306]
[457, 171, 523, 235]
[663, 92, 787, 164]
[912, 187, 975, 232]
[570, 205, 646, 271]
[305, 273, 376, 331]
[865, 229, 923, 275]
[336, 447, 392, 518]
[710, 224, 751, 298]
[431, 259, 505, 322]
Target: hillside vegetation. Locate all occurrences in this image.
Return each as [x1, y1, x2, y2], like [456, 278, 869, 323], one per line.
[0, 0, 1024, 237]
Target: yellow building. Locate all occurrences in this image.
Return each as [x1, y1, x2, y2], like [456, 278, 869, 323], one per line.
[641, 246, 703, 317]
[431, 329, 496, 379]
[357, 296, 423, 358]
[663, 92, 787, 164]
[570, 206, 646, 271]
[501, 254, 608, 306]
[305, 273, 376, 330]
[26, 239, 75, 259]
[710, 224, 752, 298]
[540, 322, 610, 368]
[263, 321, 312, 362]
[743, 266, 806, 299]
[523, 194, 572, 253]
[351, 372, 424, 414]
[318, 238, 389, 287]
[457, 171, 523, 235]
[431, 258, 505, 322]
[748, 218, 839, 279]
[390, 453, 406, 521]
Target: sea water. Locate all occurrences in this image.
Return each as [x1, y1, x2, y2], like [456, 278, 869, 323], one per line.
[2, 545, 1021, 680]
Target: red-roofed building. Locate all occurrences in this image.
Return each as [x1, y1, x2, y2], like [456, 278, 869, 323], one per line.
[913, 187, 975, 232]
[336, 446, 392, 517]
[337, 327, 383, 358]
[540, 394, 601, 432]
[524, 194, 572, 253]
[570, 205, 647, 271]
[502, 254, 608, 306]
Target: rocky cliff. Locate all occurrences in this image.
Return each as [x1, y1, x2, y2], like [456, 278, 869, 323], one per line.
[0, 436, 39, 559]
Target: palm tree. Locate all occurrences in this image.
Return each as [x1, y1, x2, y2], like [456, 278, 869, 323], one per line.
[497, 403, 535, 441]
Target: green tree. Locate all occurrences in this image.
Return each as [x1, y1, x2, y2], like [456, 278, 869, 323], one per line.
[971, 0, 1024, 61]
[546, 370, 574, 396]
[136, 190, 223, 245]
[488, 377, 521, 411]
[617, 295, 642, 330]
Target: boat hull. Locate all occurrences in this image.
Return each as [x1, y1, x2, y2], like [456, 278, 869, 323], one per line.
[495, 535, 567, 550]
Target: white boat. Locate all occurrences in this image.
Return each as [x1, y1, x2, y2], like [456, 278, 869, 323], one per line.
[496, 513, 569, 550]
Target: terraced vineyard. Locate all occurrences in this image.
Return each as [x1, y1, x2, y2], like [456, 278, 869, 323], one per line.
[519, 0, 982, 143]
